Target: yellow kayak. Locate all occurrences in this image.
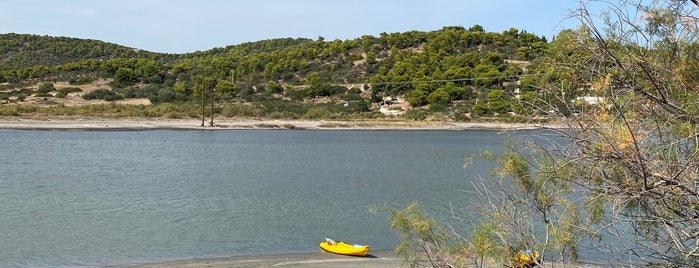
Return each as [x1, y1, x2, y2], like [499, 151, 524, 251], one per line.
[513, 249, 540, 267]
[319, 239, 370, 257]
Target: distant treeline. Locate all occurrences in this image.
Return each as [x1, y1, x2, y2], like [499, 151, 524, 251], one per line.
[0, 25, 562, 121]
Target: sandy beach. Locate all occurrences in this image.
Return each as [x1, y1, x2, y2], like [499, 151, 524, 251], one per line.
[108, 251, 403, 268]
[107, 250, 609, 268]
[0, 117, 553, 131]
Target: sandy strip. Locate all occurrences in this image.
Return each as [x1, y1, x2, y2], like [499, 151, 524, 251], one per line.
[0, 118, 554, 131]
[105, 250, 610, 268]
[106, 251, 403, 268]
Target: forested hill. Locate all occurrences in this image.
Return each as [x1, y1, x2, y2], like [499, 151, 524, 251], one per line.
[0, 33, 175, 69]
[0, 26, 551, 120]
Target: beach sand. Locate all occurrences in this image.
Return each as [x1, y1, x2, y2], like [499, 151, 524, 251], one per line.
[108, 251, 403, 268]
[107, 250, 609, 268]
[0, 117, 552, 131]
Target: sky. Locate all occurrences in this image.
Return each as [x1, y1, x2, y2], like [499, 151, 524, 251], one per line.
[0, 0, 587, 54]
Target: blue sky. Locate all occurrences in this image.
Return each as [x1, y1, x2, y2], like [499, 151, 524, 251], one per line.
[0, 0, 586, 53]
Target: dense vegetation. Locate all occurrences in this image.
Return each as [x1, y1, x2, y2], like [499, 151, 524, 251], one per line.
[0, 26, 552, 121]
[382, 1, 699, 267]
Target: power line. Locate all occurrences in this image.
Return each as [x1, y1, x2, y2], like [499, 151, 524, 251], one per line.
[368, 73, 542, 86]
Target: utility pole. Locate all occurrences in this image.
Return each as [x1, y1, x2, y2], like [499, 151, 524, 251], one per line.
[209, 87, 215, 127]
[200, 81, 205, 127]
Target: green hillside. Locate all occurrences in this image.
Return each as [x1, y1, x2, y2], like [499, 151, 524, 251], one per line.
[0, 26, 550, 120]
[0, 33, 175, 69]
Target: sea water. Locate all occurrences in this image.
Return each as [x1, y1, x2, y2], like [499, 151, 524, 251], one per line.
[0, 129, 506, 267]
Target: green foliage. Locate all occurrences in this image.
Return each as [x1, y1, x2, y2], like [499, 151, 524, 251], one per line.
[55, 87, 82, 98]
[402, 108, 427, 120]
[114, 67, 137, 85]
[487, 89, 510, 114]
[427, 88, 451, 105]
[37, 82, 55, 93]
[470, 222, 505, 267]
[285, 88, 305, 101]
[0, 33, 165, 69]
[406, 88, 428, 106]
[429, 103, 447, 112]
[472, 102, 490, 117]
[453, 105, 471, 121]
[34, 92, 53, 98]
[344, 53, 363, 62]
[221, 103, 265, 117]
[115, 84, 160, 99]
[463, 142, 588, 266]
[0, 106, 20, 116]
[303, 107, 333, 119]
[156, 88, 176, 103]
[82, 89, 123, 101]
[266, 81, 284, 94]
[378, 202, 467, 267]
[529, 1, 699, 265]
[0, 25, 552, 121]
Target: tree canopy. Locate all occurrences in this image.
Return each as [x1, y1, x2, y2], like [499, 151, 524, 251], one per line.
[0, 26, 550, 121]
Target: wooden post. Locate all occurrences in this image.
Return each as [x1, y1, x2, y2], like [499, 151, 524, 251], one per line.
[200, 85, 205, 127]
[209, 88, 215, 127]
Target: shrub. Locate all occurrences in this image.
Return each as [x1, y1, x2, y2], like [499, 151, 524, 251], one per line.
[34, 93, 53, 98]
[163, 111, 182, 119]
[221, 103, 265, 117]
[68, 77, 94, 85]
[328, 85, 348, 96]
[472, 102, 490, 117]
[429, 103, 448, 112]
[55, 87, 83, 98]
[268, 111, 284, 119]
[157, 88, 175, 103]
[427, 89, 451, 106]
[343, 93, 364, 102]
[261, 99, 309, 117]
[304, 85, 330, 98]
[303, 107, 332, 119]
[286, 89, 305, 101]
[402, 108, 427, 120]
[116, 84, 161, 99]
[0, 106, 19, 116]
[347, 87, 361, 94]
[344, 54, 363, 62]
[146, 74, 162, 84]
[82, 89, 123, 101]
[37, 82, 55, 93]
[103, 94, 124, 102]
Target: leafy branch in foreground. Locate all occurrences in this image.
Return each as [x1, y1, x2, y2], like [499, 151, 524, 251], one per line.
[542, 0, 699, 265]
[500, 0, 699, 265]
[385, 1, 699, 266]
[375, 202, 472, 267]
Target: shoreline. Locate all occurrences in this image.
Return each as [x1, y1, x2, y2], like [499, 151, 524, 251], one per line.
[105, 250, 403, 268]
[0, 117, 557, 131]
[105, 250, 609, 268]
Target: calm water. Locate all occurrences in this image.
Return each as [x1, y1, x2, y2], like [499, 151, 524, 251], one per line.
[0, 129, 505, 267]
